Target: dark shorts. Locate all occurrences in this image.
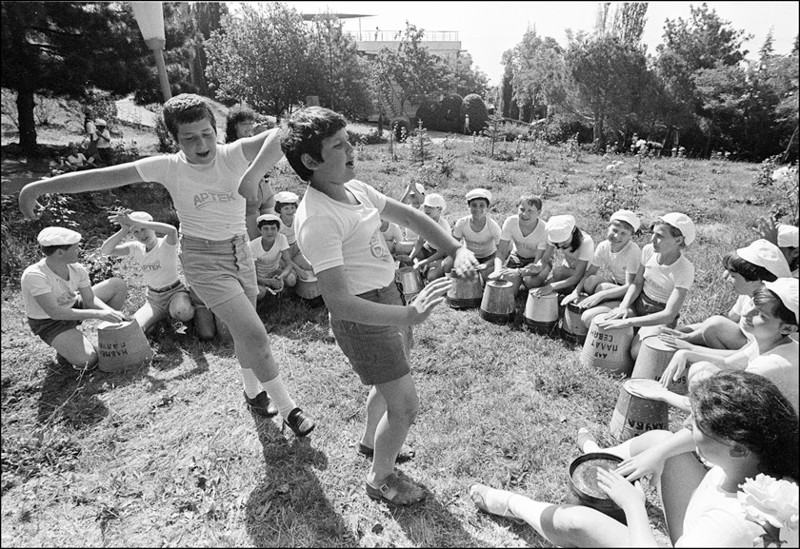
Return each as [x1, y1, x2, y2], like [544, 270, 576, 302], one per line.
[506, 252, 538, 269]
[476, 251, 496, 264]
[28, 298, 85, 345]
[330, 283, 413, 386]
[633, 292, 679, 327]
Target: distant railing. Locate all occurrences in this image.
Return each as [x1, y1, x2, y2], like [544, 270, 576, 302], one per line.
[349, 30, 459, 42]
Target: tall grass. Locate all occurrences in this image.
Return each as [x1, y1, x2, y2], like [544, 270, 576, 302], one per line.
[0, 133, 785, 547]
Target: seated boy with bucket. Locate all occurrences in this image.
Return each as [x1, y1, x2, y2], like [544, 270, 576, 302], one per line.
[442, 188, 502, 278]
[101, 210, 198, 336]
[274, 191, 313, 280]
[528, 214, 595, 298]
[562, 209, 642, 328]
[249, 213, 298, 299]
[407, 193, 451, 282]
[22, 227, 128, 371]
[394, 182, 426, 258]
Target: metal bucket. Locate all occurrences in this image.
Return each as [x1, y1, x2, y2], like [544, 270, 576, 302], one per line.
[631, 337, 687, 394]
[609, 379, 670, 443]
[296, 275, 322, 300]
[446, 272, 483, 309]
[579, 314, 635, 376]
[97, 319, 154, 372]
[566, 452, 626, 524]
[524, 291, 559, 334]
[561, 294, 589, 344]
[395, 267, 423, 295]
[479, 280, 516, 324]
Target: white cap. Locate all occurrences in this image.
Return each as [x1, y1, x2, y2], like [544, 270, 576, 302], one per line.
[422, 193, 446, 211]
[763, 278, 799, 324]
[257, 213, 281, 225]
[94, 118, 106, 126]
[545, 215, 576, 244]
[274, 191, 299, 204]
[660, 212, 696, 246]
[737, 239, 792, 279]
[465, 188, 492, 204]
[410, 182, 425, 195]
[610, 209, 640, 232]
[129, 211, 153, 223]
[777, 224, 799, 248]
[37, 227, 81, 246]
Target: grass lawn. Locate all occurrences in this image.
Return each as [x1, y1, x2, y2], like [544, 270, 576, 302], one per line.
[1, 119, 793, 546]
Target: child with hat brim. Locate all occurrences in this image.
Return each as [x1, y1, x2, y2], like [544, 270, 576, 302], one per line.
[442, 188, 502, 277]
[755, 215, 799, 276]
[249, 213, 298, 299]
[562, 209, 642, 328]
[408, 193, 451, 282]
[20, 93, 315, 435]
[100, 210, 208, 337]
[597, 212, 696, 361]
[395, 182, 426, 256]
[21, 227, 128, 371]
[273, 190, 314, 280]
[529, 214, 595, 298]
[660, 238, 791, 354]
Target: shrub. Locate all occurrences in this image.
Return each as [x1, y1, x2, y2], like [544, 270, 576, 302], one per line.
[82, 87, 118, 126]
[347, 129, 387, 146]
[152, 106, 179, 153]
[462, 94, 489, 134]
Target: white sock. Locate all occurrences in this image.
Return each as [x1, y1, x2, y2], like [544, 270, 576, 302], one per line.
[262, 376, 298, 419]
[240, 368, 262, 399]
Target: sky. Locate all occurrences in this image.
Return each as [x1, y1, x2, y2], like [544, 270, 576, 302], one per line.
[280, 1, 800, 86]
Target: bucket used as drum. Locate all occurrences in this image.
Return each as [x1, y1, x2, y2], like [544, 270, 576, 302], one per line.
[395, 267, 423, 295]
[630, 336, 687, 394]
[446, 272, 483, 309]
[561, 294, 590, 344]
[565, 452, 626, 524]
[296, 275, 322, 300]
[479, 280, 516, 324]
[97, 319, 154, 373]
[609, 379, 670, 443]
[524, 291, 559, 334]
[579, 314, 635, 376]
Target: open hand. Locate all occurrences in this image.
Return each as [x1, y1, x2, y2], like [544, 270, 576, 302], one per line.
[614, 446, 665, 482]
[658, 328, 693, 350]
[597, 467, 646, 512]
[452, 247, 480, 279]
[660, 350, 689, 388]
[411, 277, 452, 319]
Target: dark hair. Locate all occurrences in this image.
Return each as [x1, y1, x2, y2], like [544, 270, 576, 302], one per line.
[225, 105, 256, 143]
[654, 219, 686, 248]
[752, 284, 798, 326]
[519, 195, 543, 211]
[41, 244, 74, 256]
[274, 201, 297, 214]
[257, 219, 280, 229]
[468, 198, 490, 208]
[610, 218, 635, 234]
[722, 252, 778, 282]
[162, 94, 217, 142]
[281, 107, 348, 181]
[692, 370, 798, 482]
[565, 226, 583, 253]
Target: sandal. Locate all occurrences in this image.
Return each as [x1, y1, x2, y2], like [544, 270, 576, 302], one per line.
[366, 472, 426, 506]
[357, 442, 415, 463]
[469, 484, 524, 524]
[282, 407, 316, 437]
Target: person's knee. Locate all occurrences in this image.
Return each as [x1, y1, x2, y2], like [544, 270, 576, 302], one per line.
[284, 272, 297, 288]
[550, 505, 600, 543]
[105, 277, 128, 308]
[170, 297, 195, 322]
[387, 391, 420, 425]
[583, 275, 602, 294]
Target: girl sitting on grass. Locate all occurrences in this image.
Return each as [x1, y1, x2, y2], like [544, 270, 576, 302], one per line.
[470, 370, 799, 547]
[528, 214, 595, 298]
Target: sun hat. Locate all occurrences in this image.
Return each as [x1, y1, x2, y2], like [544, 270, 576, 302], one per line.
[128, 211, 154, 223]
[94, 118, 107, 127]
[737, 239, 791, 279]
[610, 209, 640, 233]
[274, 191, 299, 204]
[37, 227, 81, 246]
[763, 278, 799, 324]
[257, 213, 282, 225]
[465, 188, 492, 204]
[777, 224, 799, 248]
[410, 182, 425, 195]
[422, 193, 446, 211]
[545, 215, 576, 244]
[660, 212, 696, 246]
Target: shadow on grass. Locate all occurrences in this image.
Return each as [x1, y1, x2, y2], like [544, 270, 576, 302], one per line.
[244, 415, 359, 546]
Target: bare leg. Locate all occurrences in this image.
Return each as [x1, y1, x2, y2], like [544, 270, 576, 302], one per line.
[168, 292, 195, 322]
[192, 307, 216, 340]
[92, 277, 127, 310]
[360, 386, 385, 448]
[50, 328, 97, 369]
[133, 302, 165, 334]
[367, 373, 419, 483]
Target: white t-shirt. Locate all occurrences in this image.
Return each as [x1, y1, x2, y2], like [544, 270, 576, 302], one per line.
[421, 216, 452, 252]
[96, 128, 111, 149]
[560, 231, 595, 270]
[726, 339, 799, 414]
[66, 153, 87, 167]
[295, 180, 395, 296]
[380, 222, 403, 247]
[500, 216, 547, 259]
[675, 466, 766, 547]
[133, 142, 250, 240]
[279, 217, 297, 246]
[452, 216, 502, 258]
[21, 259, 91, 319]
[250, 234, 289, 278]
[591, 240, 641, 285]
[120, 237, 180, 290]
[730, 294, 757, 343]
[641, 244, 695, 303]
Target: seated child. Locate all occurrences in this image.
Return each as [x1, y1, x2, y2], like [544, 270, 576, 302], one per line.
[22, 227, 128, 371]
[488, 194, 549, 295]
[562, 209, 641, 328]
[379, 218, 404, 257]
[529, 214, 595, 297]
[664, 238, 790, 351]
[443, 188, 501, 278]
[597, 212, 696, 359]
[274, 191, 313, 278]
[63, 142, 96, 171]
[756, 215, 799, 276]
[394, 182, 426, 256]
[249, 213, 298, 298]
[101, 210, 196, 335]
[409, 193, 451, 282]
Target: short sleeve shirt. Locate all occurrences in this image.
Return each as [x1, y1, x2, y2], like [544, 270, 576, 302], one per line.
[119, 237, 180, 289]
[561, 231, 595, 270]
[591, 240, 641, 284]
[250, 234, 289, 278]
[452, 216, 502, 258]
[640, 244, 695, 303]
[381, 222, 403, 247]
[500, 216, 547, 259]
[21, 259, 91, 319]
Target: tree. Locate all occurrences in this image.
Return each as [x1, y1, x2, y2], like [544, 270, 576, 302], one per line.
[509, 28, 567, 122]
[450, 51, 489, 98]
[188, 1, 228, 96]
[1, 2, 152, 155]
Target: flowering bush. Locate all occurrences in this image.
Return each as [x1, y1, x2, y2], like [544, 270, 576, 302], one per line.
[738, 474, 799, 548]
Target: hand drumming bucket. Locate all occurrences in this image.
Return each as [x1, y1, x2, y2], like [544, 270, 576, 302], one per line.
[579, 314, 635, 376]
[565, 453, 626, 524]
[631, 337, 687, 394]
[561, 295, 589, 344]
[523, 291, 559, 334]
[446, 272, 483, 309]
[609, 379, 670, 443]
[97, 320, 154, 373]
[479, 280, 515, 324]
[296, 274, 322, 300]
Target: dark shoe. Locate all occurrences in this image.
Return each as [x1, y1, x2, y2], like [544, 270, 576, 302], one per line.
[283, 407, 316, 437]
[358, 442, 415, 463]
[366, 472, 426, 506]
[244, 391, 278, 417]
